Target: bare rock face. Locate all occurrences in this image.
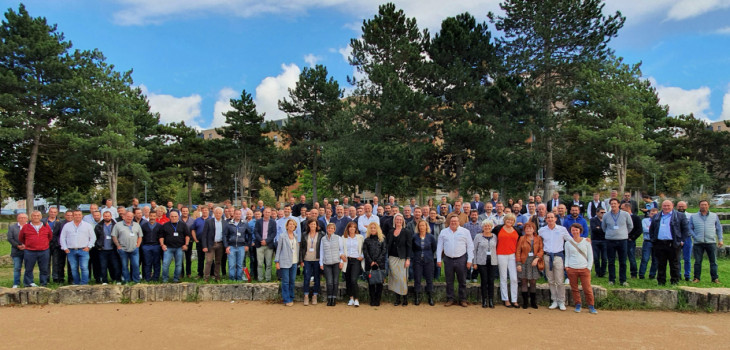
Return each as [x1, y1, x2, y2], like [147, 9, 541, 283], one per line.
[57, 285, 124, 304]
[644, 289, 678, 309]
[252, 283, 279, 301]
[198, 283, 254, 301]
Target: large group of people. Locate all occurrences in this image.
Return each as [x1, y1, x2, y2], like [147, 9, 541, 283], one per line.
[6, 191, 724, 314]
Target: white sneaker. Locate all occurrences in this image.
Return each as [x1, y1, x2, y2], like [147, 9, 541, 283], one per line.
[549, 301, 558, 309]
[12, 285, 18, 289]
[102, 283, 108, 286]
[354, 300, 360, 307]
[622, 282, 630, 287]
[116, 282, 122, 285]
[30, 283, 38, 287]
[348, 298, 355, 306]
[558, 302, 566, 311]
[310, 277, 314, 283]
[564, 278, 570, 285]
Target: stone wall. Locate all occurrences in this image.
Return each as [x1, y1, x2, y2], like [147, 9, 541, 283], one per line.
[1, 282, 728, 312]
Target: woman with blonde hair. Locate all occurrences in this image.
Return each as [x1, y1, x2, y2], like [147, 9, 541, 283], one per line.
[473, 219, 498, 308]
[363, 222, 387, 306]
[387, 214, 412, 306]
[494, 213, 520, 308]
[342, 221, 364, 307]
[275, 219, 300, 306]
[411, 219, 437, 305]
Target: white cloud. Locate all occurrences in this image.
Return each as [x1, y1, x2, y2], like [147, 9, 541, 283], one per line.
[649, 77, 712, 120]
[721, 85, 730, 120]
[338, 45, 352, 63]
[210, 87, 238, 128]
[254, 63, 301, 121]
[716, 26, 730, 34]
[111, 0, 501, 29]
[666, 0, 730, 21]
[139, 84, 203, 127]
[303, 53, 321, 67]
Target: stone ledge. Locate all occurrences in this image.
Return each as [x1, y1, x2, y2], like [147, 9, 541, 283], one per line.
[0, 282, 727, 312]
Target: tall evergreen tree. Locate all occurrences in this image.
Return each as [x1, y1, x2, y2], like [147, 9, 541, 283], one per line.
[348, 3, 435, 196]
[0, 4, 76, 211]
[490, 0, 625, 197]
[279, 64, 343, 204]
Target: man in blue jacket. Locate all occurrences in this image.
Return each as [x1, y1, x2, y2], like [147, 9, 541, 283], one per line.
[649, 200, 690, 286]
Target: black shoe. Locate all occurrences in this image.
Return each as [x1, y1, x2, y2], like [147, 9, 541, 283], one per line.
[639, 276, 645, 279]
[649, 276, 655, 279]
[428, 293, 434, 306]
[402, 295, 408, 306]
[521, 292, 529, 309]
[482, 298, 488, 308]
[327, 297, 333, 306]
[414, 293, 421, 306]
[685, 277, 690, 282]
[394, 295, 401, 306]
[530, 293, 538, 309]
[488, 298, 494, 308]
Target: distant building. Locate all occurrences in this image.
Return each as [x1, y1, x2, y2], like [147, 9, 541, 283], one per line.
[709, 120, 730, 132]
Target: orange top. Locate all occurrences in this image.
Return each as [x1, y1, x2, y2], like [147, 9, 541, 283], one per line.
[496, 227, 518, 255]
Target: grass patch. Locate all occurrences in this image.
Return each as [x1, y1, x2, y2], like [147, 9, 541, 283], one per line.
[595, 291, 650, 310]
[120, 297, 131, 304]
[0, 240, 10, 257]
[184, 289, 200, 303]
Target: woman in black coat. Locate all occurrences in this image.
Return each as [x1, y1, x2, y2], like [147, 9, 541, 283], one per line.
[363, 222, 387, 306]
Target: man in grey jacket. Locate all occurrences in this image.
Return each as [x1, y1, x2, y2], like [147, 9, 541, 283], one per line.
[689, 200, 723, 284]
[7, 213, 28, 288]
[601, 198, 633, 286]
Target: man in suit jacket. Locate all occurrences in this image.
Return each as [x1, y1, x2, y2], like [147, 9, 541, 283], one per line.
[649, 200, 690, 285]
[201, 207, 226, 281]
[546, 191, 562, 213]
[254, 207, 278, 282]
[7, 213, 28, 288]
[568, 192, 585, 216]
[470, 194, 485, 215]
[50, 210, 73, 283]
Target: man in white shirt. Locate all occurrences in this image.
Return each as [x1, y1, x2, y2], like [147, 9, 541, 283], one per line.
[436, 216, 474, 307]
[538, 212, 572, 311]
[357, 204, 380, 236]
[60, 210, 96, 285]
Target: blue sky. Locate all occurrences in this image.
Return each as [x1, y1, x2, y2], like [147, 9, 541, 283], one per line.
[4, 0, 730, 128]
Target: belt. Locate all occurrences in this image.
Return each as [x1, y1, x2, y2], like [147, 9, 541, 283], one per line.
[546, 252, 565, 270]
[68, 248, 85, 250]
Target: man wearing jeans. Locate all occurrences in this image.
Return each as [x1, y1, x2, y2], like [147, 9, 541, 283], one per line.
[111, 211, 143, 284]
[19, 211, 53, 287]
[589, 209, 607, 277]
[689, 200, 723, 284]
[622, 203, 643, 279]
[676, 201, 692, 281]
[538, 212, 572, 311]
[159, 211, 190, 283]
[639, 208, 659, 279]
[223, 209, 249, 281]
[601, 198, 633, 286]
[436, 215, 474, 307]
[7, 213, 27, 288]
[201, 207, 226, 281]
[60, 210, 96, 285]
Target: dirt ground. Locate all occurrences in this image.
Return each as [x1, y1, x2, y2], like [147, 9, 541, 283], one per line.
[2, 301, 729, 349]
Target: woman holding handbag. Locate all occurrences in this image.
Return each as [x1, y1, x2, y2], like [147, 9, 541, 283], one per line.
[387, 214, 413, 306]
[565, 223, 597, 314]
[363, 222, 387, 306]
[516, 222, 544, 309]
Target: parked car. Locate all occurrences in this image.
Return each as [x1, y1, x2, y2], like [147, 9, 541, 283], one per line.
[14, 209, 27, 215]
[712, 194, 730, 206]
[1, 209, 15, 216]
[78, 204, 91, 212]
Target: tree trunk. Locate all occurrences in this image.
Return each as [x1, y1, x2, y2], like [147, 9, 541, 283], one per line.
[617, 151, 627, 195]
[187, 171, 193, 207]
[543, 136, 554, 200]
[375, 171, 382, 197]
[312, 151, 318, 204]
[108, 159, 118, 207]
[455, 154, 464, 195]
[25, 125, 42, 213]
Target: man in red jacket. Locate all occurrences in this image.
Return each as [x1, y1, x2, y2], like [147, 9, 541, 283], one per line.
[19, 211, 53, 287]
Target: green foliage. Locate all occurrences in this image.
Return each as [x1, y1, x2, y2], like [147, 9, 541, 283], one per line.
[291, 169, 337, 201]
[258, 187, 277, 208]
[279, 65, 344, 203]
[347, 3, 436, 197]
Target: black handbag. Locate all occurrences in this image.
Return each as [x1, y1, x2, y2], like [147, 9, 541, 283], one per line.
[368, 264, 385, 285]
